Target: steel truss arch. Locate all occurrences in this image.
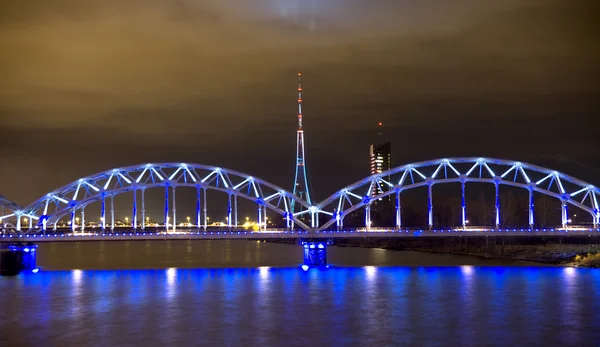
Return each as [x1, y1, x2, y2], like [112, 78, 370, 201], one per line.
[21, 163, 314, 231]
[315, 157, 600, 231]
[0, 195, 24, 229]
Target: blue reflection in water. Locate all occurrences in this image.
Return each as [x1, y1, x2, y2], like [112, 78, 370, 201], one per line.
[1, 267, 600, 346]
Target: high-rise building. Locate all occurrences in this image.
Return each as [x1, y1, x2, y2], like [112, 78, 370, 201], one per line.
[369, 142, 392, 196]
[369, 122, 391, 199]
[291, 73, 312, 209]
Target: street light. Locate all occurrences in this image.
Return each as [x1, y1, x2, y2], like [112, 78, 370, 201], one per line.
[187, 216, 190, 225]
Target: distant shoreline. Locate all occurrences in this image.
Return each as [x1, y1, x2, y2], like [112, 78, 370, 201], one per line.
[270, 237, 600, 268]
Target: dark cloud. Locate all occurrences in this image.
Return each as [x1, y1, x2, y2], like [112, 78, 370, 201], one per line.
[0, 0, 598, 205]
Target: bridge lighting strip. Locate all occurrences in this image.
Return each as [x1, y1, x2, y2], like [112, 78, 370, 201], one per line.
[117, 173, 131, 184]
[3, 227, 600, 240]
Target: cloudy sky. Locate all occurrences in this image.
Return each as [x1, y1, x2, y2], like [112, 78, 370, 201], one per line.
[0, 0, 597, 206]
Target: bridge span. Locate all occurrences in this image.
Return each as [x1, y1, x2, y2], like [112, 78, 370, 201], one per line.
[2, 157, 600, 274]
[2, 226, 599, 243]
[1, 157, 599, 233]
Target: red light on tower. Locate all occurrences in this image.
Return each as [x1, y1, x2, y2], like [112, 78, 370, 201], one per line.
[378, 122, 383, 126]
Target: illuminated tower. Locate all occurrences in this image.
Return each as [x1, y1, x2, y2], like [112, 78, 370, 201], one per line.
[292, 73, 312, 209]
[370, 122, 392, 194]
[368, 122, 392, 227]
[370, 122, 392, 200]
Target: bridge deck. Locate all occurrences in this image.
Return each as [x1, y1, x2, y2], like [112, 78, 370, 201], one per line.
[2, 228, 599, 243]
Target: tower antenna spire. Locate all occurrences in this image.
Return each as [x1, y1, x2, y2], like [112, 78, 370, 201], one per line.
[297, 72, 303, 130]
[292, 72, 312, 220]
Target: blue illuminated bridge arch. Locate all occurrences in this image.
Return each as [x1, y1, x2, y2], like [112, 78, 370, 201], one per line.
[4, 163, 313, 232]
[1, 158, 599, 233]
[314, 157, 599, 231]
[0, 195, 22, 229]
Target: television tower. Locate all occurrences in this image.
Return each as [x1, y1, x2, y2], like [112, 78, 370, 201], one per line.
[292, 73, 312, 210]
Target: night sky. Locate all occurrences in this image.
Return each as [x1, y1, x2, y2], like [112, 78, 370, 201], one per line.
[0, 0, 598, 207]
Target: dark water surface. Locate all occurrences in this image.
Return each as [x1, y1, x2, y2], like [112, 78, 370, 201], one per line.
[35, 240, 539, 269]
[1, 241, 599, 346]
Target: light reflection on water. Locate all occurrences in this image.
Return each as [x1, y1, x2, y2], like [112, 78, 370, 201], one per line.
[2, 241, 600, 346]
[2, 266, 598, 346]
[34, 240, 547, 270]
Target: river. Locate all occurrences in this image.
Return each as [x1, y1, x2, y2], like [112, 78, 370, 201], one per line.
[1, 240, 599, 346]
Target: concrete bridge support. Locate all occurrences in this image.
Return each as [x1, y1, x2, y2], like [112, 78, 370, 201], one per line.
[301, 240, 329, 267]
[0, 242, 38, 276]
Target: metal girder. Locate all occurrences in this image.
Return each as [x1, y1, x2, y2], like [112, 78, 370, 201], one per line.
[315, 157, 600, 231]
[0, 195, 22, 212]
[20, 163, 313, 231]
[0, 195, 23, 229]
[8, 157, 600, 233]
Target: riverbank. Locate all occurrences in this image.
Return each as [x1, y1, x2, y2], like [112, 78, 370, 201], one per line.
[565, 252, 600, 267]
[271, 236, 600, 267]
[338, 238, 600, 267]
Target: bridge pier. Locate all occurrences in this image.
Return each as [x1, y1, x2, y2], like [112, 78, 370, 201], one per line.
[110, 195, 115, 231]
[203, 187, 208, 231]
[528, 187, 535, 228]
[101, 193, 106, 231]
[0, 242, 38, 276]
[461, 181, 466, 229]
[395, 190, 401, 229]
[132, 188, 137, 230]
[81, 208, 85, 233]
[164, 185, 169, 231]
[494, 182, 501, 229]
[196, 186, 201, 229]
[561, 200, 569, 229]
[234, 195, 238, 228]
[228, 194, 232, 228]
[301, 240, 330, 267]
[427, 183, 433, 230]
[141, 188, 146, 230]
[70, 210, 76, 233]
[172, 185, 177, 232]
